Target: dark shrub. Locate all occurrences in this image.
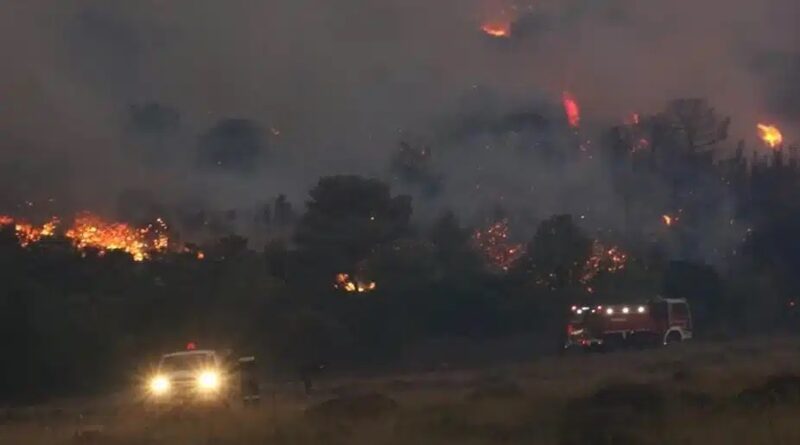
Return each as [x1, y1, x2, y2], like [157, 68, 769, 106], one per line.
[559, 383, 665, 445]
[737, 374, 800, 408]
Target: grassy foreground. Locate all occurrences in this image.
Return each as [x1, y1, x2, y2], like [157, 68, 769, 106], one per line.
[4, 337, 800, 444]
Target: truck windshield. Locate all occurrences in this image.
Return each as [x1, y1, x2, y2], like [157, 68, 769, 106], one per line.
[569, 310, 601, 325]
[160, 354, 213, 371]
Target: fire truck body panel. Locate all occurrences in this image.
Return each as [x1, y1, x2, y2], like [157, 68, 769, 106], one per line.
[565, 298, 692, 349]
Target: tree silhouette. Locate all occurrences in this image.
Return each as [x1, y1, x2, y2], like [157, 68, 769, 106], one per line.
[294, 175, 412, 280]
[514, 215, 592, 290]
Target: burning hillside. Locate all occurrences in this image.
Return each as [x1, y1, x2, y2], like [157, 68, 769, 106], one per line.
[65, 213, 170, 262]
[0, 212, 180, 261]
[11, 217, 60, 247]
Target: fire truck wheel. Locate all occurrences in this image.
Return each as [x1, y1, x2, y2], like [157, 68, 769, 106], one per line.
[665, 331, 683, 345]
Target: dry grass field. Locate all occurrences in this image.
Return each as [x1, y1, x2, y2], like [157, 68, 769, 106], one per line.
[4, 337, 800, 445]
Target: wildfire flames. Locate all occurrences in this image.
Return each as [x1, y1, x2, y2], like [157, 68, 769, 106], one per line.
[662, 215, 674, 226]
[11, 217, 60, 247]
[757, 123, 783, 149]
[481, 22, 511, 38]
[581, 241, 628, 284]
[473, 219, 523, 272]
[0, 212, 176, 261]
[334, 273, 377, 293]
[562, 91, 581, 128]
[66, 213, 169, 262]
[479, 0, 517, 39]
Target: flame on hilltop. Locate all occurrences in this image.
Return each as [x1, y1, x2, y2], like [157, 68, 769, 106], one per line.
[662, 215, 674, 226]
[562, 91, 581, 128]
[0, 212, 176, 261]
[473, 219, 523, 272]
[335, 273, 377, 293]
[481, 22, 511, 38]
[479, 0, 517, 39]
[757, 124, 783, 149]
[581, 241, 628, 284]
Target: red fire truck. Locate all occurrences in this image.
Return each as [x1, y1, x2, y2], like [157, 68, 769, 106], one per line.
[564, 297, 693, 351]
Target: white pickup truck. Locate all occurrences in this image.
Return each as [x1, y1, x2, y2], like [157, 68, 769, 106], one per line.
[146, 348, 232, 406]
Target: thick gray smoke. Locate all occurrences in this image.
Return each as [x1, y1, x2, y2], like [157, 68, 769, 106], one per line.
[0, 0, 796, 252]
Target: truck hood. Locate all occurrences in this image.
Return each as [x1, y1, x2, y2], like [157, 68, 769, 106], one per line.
[164, 370, 198, 382]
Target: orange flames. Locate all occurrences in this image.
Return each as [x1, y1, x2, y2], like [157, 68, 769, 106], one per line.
[581, 241, 628, 284]
[562, 91, 581, 128]
[481, 22, 511, 38]
[0, 212, 175, 261]
[662, 215, 674, 226]
[335, 273, 377, 293]
[473, 219, 523, 272]
[757, 123, 783, 149]
[5, 217, 60, 247]
[66, 213, 169, 262]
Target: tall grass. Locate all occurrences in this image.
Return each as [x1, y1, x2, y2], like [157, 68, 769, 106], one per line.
[4, 337, 800, 444]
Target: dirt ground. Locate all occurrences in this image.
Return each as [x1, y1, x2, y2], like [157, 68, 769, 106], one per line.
[4, 336, 800, 445]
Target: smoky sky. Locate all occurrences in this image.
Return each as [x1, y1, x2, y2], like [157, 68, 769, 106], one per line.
[0, 0, 797, 243]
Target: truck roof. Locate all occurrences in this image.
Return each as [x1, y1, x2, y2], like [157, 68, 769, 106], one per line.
[162, 350, 216, 358]
[573, 297, 687, 307]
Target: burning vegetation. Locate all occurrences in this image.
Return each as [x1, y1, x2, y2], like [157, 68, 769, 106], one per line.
[473, 219, 523, 272]
[580, 240, 628, 285]
[0, 212, 178, 261]
[334, 273, 377, 293]
[662, 214, 677, 227]
[757, 123, 783, 149]
[481, 22, 511, 38]
[479, 1, 515, 39]
[65, 213, 170, 262]
[11, 217, 60, 247]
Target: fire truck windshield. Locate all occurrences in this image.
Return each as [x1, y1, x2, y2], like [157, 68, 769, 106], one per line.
[569, 308, 601, 324]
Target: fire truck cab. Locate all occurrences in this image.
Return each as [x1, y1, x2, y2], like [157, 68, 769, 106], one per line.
[564, 297, 692, 351]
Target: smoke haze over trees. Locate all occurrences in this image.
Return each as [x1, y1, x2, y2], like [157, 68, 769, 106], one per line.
[3, 1, 800, 402]
[1, 0, 799, 230]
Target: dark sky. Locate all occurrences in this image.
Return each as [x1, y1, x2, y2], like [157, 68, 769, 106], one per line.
[0, 0, 797, 233]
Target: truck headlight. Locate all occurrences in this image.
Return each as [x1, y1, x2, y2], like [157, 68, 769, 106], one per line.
[150, 376, 170, 395]
[197, 370, 220, 391]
